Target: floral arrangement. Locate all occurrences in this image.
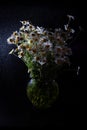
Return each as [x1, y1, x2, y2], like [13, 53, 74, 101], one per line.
[7, 15, 77, 109]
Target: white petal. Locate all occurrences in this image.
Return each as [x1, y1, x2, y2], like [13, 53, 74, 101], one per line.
[9, 49, 14, 54]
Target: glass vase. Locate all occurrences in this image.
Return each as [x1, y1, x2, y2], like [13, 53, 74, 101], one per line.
[26, 78, 59, 109]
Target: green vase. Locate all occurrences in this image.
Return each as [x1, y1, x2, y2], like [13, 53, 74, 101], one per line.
[26, 78, 59, 109]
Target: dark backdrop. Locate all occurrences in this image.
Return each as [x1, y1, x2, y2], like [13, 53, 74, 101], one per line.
[0, 1, 86, 128]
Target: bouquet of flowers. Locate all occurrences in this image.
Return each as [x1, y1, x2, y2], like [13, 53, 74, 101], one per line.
[7, 15, 76, 109]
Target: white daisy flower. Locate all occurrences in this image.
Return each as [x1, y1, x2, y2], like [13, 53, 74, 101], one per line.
[70, 29, 75, 33]
[67, 15, 75, 20]
[43, 41, 53, 51]
[7, 37, 15, 44]
[36, 26, 44, 34]
[20, 20, 29, 25]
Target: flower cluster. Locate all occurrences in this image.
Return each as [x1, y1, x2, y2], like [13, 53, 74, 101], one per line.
[7, 15, 75, 78]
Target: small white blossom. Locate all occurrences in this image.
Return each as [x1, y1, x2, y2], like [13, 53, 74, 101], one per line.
[7, 37, 14, 44]
[77, 66, 80, 75]
[36, 26, 44, 34]
[64, 24, 68, 30]
[18, 45, 22, 50]
[28, 24, 35, 31]
[67, 15, 75, 20]
[70, 29, 75, 33]
[20, 25, 25, 31]
[20, 20, 29, 25]
[38, 60, 46, 65]
[43, 41, 53, 51]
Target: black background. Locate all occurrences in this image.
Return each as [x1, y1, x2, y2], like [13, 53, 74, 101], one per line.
[0, 0, 86, 128]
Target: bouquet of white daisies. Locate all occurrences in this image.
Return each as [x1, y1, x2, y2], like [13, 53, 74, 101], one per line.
[7, 15, 77, 109]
